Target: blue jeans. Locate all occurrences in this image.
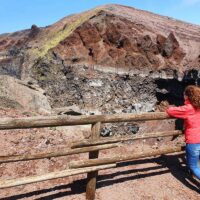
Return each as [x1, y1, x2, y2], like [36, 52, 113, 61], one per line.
[186, 143, 200, 180]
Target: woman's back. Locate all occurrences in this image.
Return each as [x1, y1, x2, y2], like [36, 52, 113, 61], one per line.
[167, 99, 200, 143]
[166, 85, 200, 180]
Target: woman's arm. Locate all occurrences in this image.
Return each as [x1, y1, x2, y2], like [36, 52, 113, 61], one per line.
[166, 104, 194, 119]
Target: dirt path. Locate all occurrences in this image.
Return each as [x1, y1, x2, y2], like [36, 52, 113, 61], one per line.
[0, 108, 199, 199]
[0, 152, 199, 200]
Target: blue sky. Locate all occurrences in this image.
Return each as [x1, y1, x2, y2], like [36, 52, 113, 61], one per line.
[0, 0, 200, 34]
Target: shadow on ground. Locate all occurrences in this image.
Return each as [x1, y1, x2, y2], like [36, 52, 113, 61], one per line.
[1, 153, 199, 200]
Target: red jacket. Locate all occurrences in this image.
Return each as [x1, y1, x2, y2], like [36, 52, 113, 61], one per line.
[166, 99, 200, 144]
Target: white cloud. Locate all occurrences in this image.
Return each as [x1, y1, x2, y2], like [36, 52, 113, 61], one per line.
[183, 0, 200, 5]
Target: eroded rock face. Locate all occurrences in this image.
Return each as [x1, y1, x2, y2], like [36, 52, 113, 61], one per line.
[53, 12, 184, 70]
[0, 4, 200, 79]
[32, 60, 157, 114]
[49, 6, 200, 73]
[0, 75, 51, 113]
[0, 4, 200, 114]
[31, 51, 200, 117]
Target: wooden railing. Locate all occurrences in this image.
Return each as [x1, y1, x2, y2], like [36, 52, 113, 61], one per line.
[0, 112, 184, 200]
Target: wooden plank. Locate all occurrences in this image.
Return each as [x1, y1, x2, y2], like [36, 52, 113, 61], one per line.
[69, 145, 185, 169]
[0, 164, 116, 189]
[71, 130, 182, 149]
[0, 112, 170, 130]
[0, 143, 119, 164]
[86, 122, 101, 200]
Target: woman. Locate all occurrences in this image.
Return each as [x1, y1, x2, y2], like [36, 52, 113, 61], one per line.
[166, 85, 200, 180]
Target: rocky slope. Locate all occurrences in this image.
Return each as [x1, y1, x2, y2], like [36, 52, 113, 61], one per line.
[0, 4, 200, 114]
[1, 5, 200, 199]
[0, 75, 51, 113]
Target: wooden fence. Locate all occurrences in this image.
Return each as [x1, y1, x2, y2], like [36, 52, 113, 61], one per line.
[0, 112, 184, 200]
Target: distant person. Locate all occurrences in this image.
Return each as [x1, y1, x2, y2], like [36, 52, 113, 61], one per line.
[166, 85, 200, 180]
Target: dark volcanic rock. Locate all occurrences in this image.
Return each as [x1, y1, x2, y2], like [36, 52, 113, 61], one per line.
[29, 24, 40, 38]
[0, 4, 200, 114]
[32, 56, 158, 114]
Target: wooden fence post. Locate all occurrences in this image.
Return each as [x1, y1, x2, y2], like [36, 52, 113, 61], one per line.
[86, 122, 101, 200]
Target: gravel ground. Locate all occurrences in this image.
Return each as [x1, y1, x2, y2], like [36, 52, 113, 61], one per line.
[0, 108, 199, 200]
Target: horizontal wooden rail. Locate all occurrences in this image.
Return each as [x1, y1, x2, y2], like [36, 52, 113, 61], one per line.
[0, 112, 170, 130]
[71, 130, 182, 149]
[69, 145, 185, 169]
[0, 144, 119, 164]
[0, 164, 116, 189]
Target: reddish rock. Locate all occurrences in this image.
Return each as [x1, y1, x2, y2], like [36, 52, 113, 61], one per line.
[157, 34, 166, 52]
[162, 32, 180, 58]
[0, 4, 200, 75]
